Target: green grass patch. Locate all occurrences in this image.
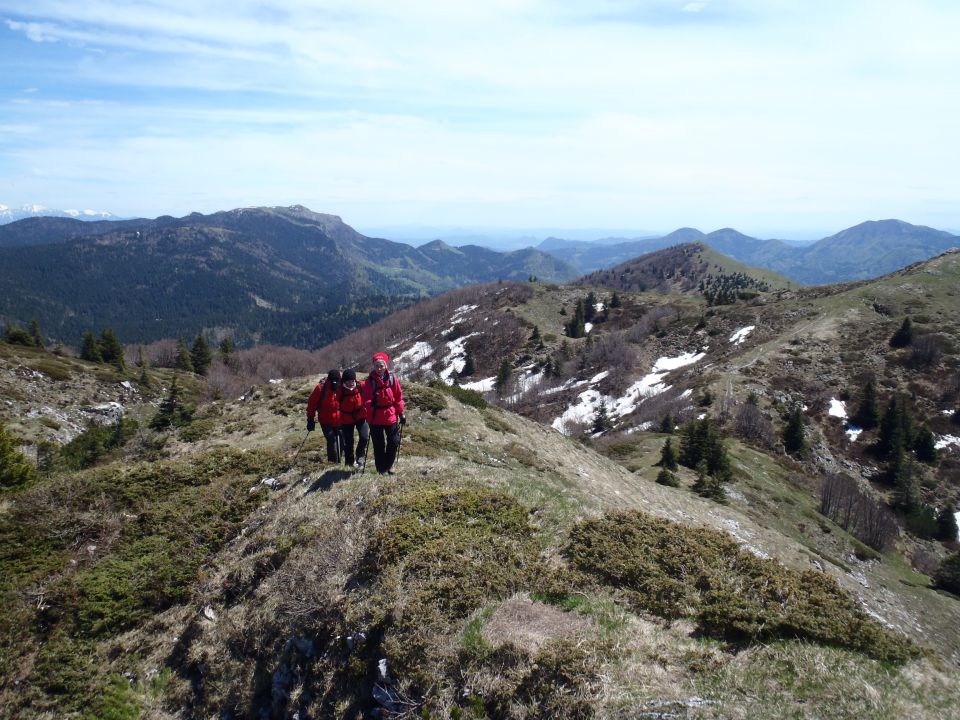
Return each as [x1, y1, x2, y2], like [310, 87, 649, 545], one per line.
[29, 359, 72, 381]
[482, 409, 514, 434]
[406, 383, 448, 414]
[564, 510, 918, 663]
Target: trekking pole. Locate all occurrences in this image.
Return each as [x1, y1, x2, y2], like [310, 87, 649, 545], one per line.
[287, 430, 310, 473]
[395, 423, 404, 468]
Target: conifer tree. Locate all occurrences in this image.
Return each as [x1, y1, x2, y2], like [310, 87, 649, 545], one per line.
[658, 437, 679, 471]
[592, 400, 612, 434]
[783, 405, 806, 456]
[890, 449, 920, 511]
[914, 426, 938, 464]
[80, 330, 103, 362]
[99, 328, 125, 370]
[565, 300, 586, 338]
[191, 334, 213, 376]
[175, 337, 194, 372]
[610, 291, 621, 308]
[936, 505, 959, 542]
[494, 359, 512, 397]
[150, 376, 193, 429]
[460, 352, 476, 378]
[877, 396, 913, 460]
[137, 346, 151, 388]
[656, 467, 679, 487]
[219, 336, 235, 362]
[584, 291, 597, 322]
[0, 421, 36, 489]
[659, 413, 674, 434]
[890, 317, 914, 348]
[530, 325, 544, 350]
[854, 379, 880, 430]
[28, 319, 43, 348]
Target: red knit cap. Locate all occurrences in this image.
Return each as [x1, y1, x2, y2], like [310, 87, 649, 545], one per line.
[373, 352, 390, 366]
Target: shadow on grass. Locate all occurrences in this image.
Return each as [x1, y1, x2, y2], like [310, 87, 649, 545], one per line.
[304, 469, 353, 494]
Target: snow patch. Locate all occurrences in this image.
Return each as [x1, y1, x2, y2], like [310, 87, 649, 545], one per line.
[594, 302, 605, 313]
[461, 376, 495, 392]
[846, 425, 863, 442]
[729, 326, 755, 345]
[450, 304, 478, 324]
[393, 341, 433, 370]
[935, 435, 960, 450]
[584, 322, 593, 334]
[828, 398, 847, 418]
[439, 333, 479, 382]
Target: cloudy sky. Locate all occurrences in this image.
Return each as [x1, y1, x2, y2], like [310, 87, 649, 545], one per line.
[1, 0, 958, 238]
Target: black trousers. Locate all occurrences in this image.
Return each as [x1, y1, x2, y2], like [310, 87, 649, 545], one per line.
[320, 424, 341, 462]
[370, 423, 401, 473]
[340, 420, 369, 465]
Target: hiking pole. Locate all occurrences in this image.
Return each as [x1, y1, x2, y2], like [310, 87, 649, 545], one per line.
[395, 423, 404, 469]
[287, 430, 310, 473]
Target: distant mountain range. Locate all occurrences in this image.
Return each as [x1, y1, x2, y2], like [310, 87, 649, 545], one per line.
[540, 220, 959, 284]
[0, 205, 577, 348]
[0, 203, 116, 224]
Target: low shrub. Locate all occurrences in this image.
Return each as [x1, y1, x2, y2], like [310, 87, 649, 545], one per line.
[564, 510, 918, 663]
[935, 551, 960, 595]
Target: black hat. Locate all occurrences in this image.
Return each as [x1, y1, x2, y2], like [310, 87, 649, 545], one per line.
[342, 369, 357, 383]
[327, 369, 341, 384]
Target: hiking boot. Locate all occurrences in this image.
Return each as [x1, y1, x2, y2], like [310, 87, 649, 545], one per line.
[354, 459, 365, 468]
[386, 469, 396, 475]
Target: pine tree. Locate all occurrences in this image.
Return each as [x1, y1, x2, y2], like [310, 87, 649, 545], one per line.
[658, 437, 678, 471]
[460, 352, 476, 378]
[659, 413, 674, 434]
[877, 396, 913, 460]
[936, 505, 959, 542]
[175, 338, 194, 372]
[28, 319, 43, 348]
[890, 317, 914, 348]
[914, 426, 938, 464]
[150, 376, 192, 429]
[219, 336, 236, 362]
[494, 359, 512, 397]
[137, 346, 151, 388]
[0, 421, 36, 489]
[584, 292, 597, 322]
[609, 291, 621, 308]
[592, 400, 612, 434]
[656, 468, 679, 487]
[80, 330, 103, 362]
[854, 379, 879, 430]
[890, 449, 920, 511]
[191, 334, 213, 376]
[99, 328, 125, 371]
[783, 405, 806, 456]
[565, 300, 586, 338]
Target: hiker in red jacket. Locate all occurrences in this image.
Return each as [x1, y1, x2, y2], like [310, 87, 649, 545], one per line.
[306, 369, 343, 462]
[338, 368, 369, 468]
[362, 352, 405, 475]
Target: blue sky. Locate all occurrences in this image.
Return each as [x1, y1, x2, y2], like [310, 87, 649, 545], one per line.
[1, 0, 958, 238]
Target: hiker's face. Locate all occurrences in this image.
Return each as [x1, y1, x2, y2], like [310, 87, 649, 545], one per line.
[344, 379, 356, 390]
[374, 359, 387, 374]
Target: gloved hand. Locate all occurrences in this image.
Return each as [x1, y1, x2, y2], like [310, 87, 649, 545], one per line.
[399, 414, 406, 426]
[307, 418, 315, 432]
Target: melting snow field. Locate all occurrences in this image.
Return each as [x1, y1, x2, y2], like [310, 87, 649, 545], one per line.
[846, 426, 863, 442]
[393, 341, 433, 371]
[461, 376, 496, 392]
[936, 435, 960, 450]
[552, 349, 706, 434]
[828, 398, 847, 418]
[439, 333, 479, 382]
[729, 326, 755, 345]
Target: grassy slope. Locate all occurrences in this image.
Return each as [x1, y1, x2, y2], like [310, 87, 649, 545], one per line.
[3, 361, 959, 718]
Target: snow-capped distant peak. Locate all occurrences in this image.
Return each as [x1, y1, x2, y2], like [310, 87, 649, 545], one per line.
[0, 203, 115, 224]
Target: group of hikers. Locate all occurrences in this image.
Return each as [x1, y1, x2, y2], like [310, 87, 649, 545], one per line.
[306, 351, 406, 475]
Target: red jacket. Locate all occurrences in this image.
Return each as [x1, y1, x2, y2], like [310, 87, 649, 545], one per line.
[362, 371, 404, 426]
[338, 383, 367, 425]
[307, 379, 341, 426]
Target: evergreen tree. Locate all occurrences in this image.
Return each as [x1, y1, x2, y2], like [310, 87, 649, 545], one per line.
[936, 505, 959, 542]
[0, 421, 36, 489]
[890, 317, 914, 348]
[609, 291, 621, 309]
[494, 359, 512, 397]
[914, 426, 938, 464]
[854, 379, 880, 430]
[80, 330, 103, 362]
[783, 405, 806, 456]
[565, 300, 586, 338]
[150, 376, 193, 429]
[460, 352, 476, 378]
[659, 413, 674, 434]
[191, 334, 213, 376]
[175, 337, 194, 372]
[99, 328, 125, 370]
[137, 346, 151, 388]
[877, 396, 913, 460]
[3, 325, 34, 346]
[219, 336, 236, 362]
[28, 319, 43, 348]
[592, 400, 612, 434]
[891, 449, 920, 511]
[658, 437, 678, 471]
[934, 551, 960, 594]
[655, 467, 679, 487]
[584, 291, 597, 322]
